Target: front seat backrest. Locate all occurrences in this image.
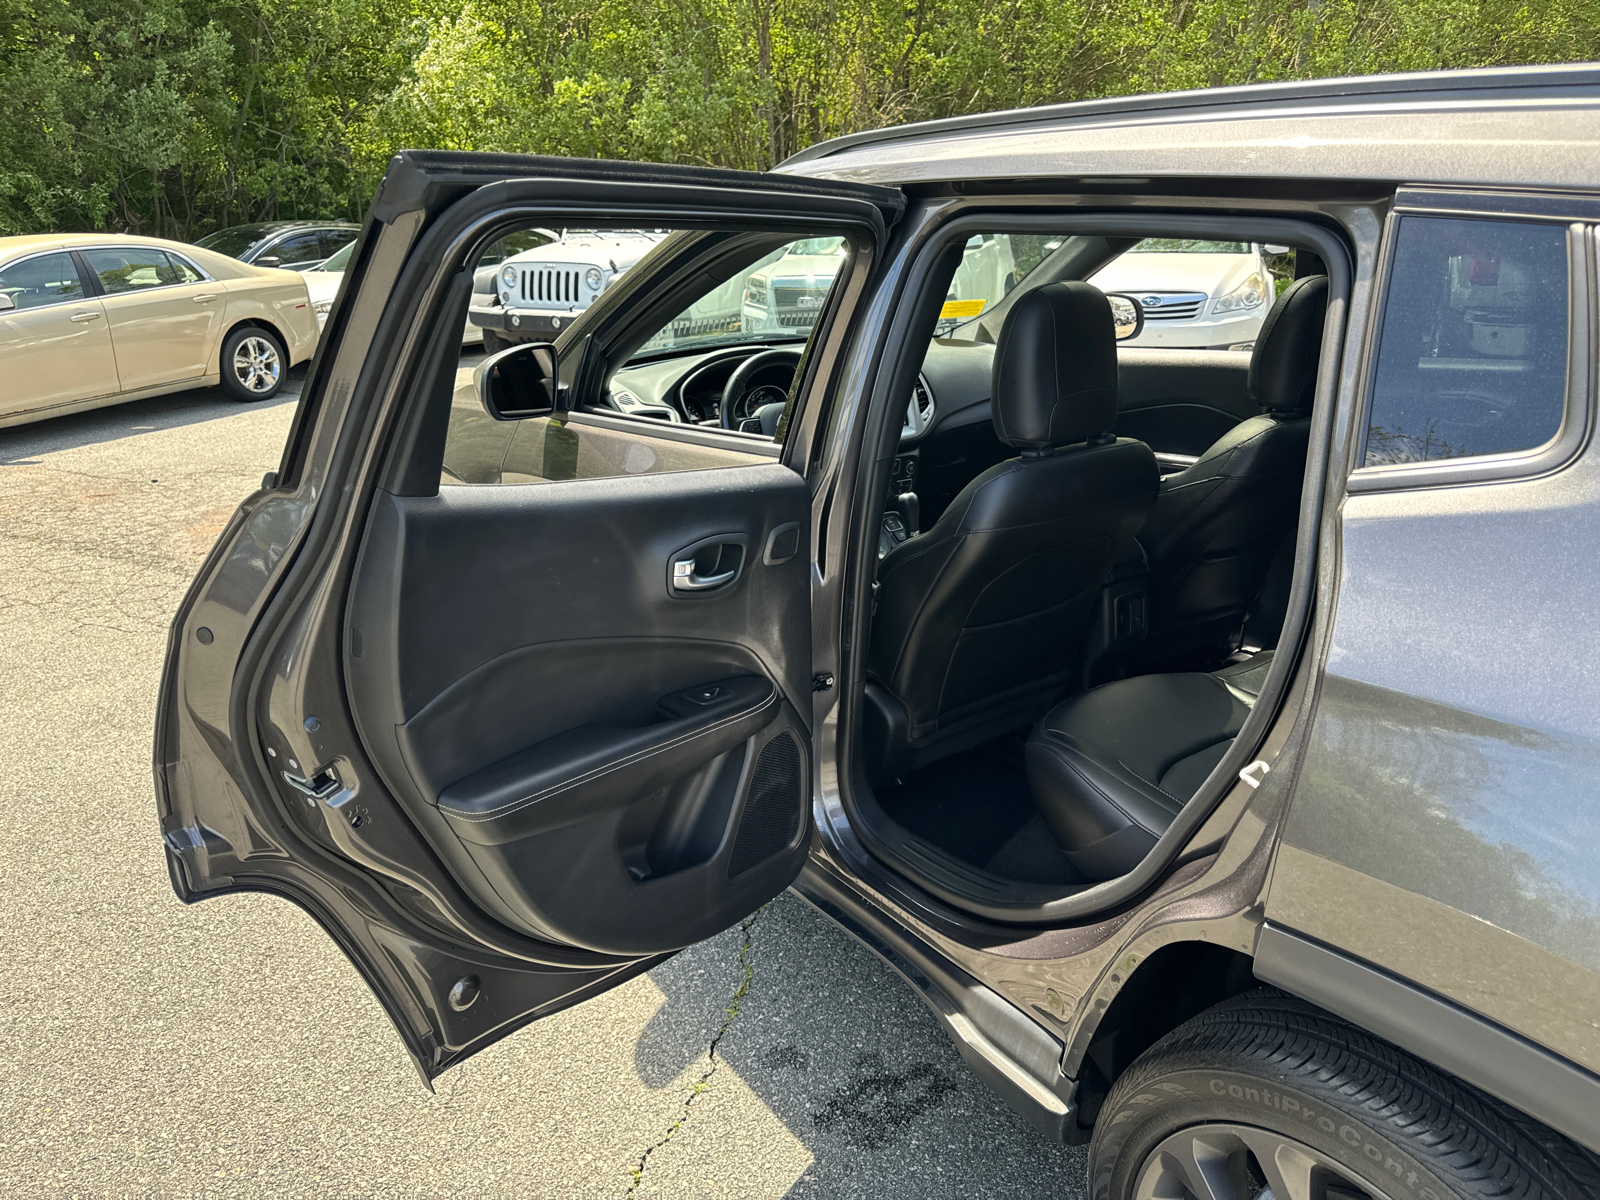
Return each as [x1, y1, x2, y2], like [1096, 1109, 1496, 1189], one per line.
[867, 282, 1159, 770]
[1134, 274, 1329, 670]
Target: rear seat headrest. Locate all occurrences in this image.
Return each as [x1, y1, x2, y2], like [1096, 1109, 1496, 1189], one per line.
[992, 281, 1118, 450]
[1249, 274, 1328, 414]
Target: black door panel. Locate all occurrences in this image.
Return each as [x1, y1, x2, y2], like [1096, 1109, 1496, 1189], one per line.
[157, 151, 898, 1075]
[1115, 347, 1254, 455]
[345, 463, 813, 953]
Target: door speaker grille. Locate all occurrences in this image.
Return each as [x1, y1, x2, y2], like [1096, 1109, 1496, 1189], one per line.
[728, 732, 803, 878]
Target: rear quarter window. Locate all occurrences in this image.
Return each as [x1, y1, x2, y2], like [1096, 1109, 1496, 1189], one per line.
[1363, 216, 1569, 467]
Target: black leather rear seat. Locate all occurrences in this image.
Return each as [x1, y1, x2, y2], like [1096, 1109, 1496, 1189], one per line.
[1024, 651, 1272, 880]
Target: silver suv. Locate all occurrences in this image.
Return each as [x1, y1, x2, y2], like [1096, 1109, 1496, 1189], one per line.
[158, 63, 1600, 1200]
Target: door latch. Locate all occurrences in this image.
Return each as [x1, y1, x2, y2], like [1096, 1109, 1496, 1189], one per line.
[283, 765, 342, 804]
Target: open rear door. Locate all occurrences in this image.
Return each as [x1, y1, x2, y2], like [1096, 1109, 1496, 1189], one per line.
[154, 152, 901, 1079]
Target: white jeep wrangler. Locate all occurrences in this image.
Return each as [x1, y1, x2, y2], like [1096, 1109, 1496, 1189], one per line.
[468, 229, 667, 351]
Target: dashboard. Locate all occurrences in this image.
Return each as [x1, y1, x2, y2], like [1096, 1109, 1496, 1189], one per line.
[605, 338, 997, 446]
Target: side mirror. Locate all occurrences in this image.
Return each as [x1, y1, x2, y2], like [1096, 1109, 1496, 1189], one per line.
[476, 342, 559, 420]
[0, 293, 15, 313]
[255, 255, 282, 269]
[1104, 293, 1146, 342]
[1261, 244, 1292, 255]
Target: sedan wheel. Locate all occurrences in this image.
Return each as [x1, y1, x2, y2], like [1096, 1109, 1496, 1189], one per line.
[220, 328, 287, 402]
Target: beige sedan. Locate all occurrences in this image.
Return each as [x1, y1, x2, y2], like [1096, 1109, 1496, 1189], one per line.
[0, 233, 320, 429]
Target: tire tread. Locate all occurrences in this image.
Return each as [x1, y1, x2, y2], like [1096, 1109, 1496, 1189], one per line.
[1099, 988, 1600, 1200]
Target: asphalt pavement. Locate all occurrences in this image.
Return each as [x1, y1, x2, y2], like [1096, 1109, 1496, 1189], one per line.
[0, 367, 1087, 1198]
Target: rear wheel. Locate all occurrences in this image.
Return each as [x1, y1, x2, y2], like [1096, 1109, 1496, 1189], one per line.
[220, 326, 287, 402]
[1090, 989, 1600, 1200]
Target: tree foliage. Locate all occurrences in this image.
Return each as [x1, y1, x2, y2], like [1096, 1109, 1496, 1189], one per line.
[4, 0, 1597, 237]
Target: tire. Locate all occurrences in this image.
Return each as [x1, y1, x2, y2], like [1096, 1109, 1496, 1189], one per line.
[481, 328, 506, 355]
[220, 326, 288, 402]
[1090, 988, 1600, 1200]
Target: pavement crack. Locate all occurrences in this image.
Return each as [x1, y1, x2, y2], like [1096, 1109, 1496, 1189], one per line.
[625, 904, 766, 1197]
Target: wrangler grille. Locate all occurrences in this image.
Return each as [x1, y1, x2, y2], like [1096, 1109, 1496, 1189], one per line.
[517, 265, 589, 308]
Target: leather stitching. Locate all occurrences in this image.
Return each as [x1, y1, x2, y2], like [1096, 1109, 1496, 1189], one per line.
[1116, 758, 1194, 808]
[1038, 735, 1177, 829]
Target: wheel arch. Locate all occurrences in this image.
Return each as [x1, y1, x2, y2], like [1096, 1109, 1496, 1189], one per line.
[1071, 926, 1600, 1159]
[219, 316, 291, 366]
[1070, 939, 1259, 1136]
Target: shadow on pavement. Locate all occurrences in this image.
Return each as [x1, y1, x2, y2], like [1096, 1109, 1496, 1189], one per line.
[636, 892, 1086, 1197]
[0, 367, 308, 465]
[0, 346, 490, 467]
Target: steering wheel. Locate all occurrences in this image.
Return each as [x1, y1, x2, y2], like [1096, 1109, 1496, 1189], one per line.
[720, 348, 802, 430]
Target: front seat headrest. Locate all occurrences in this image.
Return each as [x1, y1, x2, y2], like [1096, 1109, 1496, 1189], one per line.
[992, 281, 1118, 450]
[1250, 274, 1328, 414]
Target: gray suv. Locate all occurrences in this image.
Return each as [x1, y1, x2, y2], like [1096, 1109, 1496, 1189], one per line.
[157, 63, 1600, 1200]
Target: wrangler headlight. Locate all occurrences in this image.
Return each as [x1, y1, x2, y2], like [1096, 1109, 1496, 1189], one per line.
[1213, 273, 1266, 314]
[585, 267, 603, 290]
[501, 265, 517, 287]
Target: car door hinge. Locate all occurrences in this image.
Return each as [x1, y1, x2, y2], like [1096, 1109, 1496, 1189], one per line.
[812, 673, 835, 693]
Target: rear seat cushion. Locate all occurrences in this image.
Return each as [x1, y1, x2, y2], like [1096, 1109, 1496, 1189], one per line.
[1025, 652, 1272, 880]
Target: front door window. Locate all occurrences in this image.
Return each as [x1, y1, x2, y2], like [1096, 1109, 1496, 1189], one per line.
[0, 252, 87, 309]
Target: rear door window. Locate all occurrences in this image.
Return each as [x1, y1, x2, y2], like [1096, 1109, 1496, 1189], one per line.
[1363, 217, 1569, 467]
[320, 229, 357, 259]
[165, 253, 204, 284]
[267, 233, 326, 267]
[83, 247, 180, 294]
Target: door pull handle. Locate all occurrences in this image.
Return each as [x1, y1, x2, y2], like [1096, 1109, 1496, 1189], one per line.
[193, 294, 219, 303]
[70, 311, 101, 323]
[672, 556, 737, 592]
[667, 535, 749, 596]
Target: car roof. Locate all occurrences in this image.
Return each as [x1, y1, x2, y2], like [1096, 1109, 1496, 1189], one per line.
[0, 232, 220, 258]
[777, 63, 1600, 193]
[204, 221, 358, 235]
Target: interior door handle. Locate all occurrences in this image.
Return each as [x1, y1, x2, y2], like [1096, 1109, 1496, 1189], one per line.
[70, 311, 101, 323]
[668, 535, 748, 595]
[672, 556, 737, 592]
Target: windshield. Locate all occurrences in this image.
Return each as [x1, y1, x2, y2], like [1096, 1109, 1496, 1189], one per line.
[194, 226, 272, 260]
[632, 233, 1071, 358]
[1128, 239, 1251, 254]
[633, 236, 849, 358]
[312, 242, 354, 273]
[936, 234, 1061, 341]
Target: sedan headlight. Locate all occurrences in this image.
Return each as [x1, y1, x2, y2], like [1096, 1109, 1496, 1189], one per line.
[501, 265, 517, 287]
[585, 267, 603, 290]
[1212, 273, 1266, 314]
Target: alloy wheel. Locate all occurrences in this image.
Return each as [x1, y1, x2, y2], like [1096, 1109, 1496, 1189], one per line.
[1134, 1123, 1384, 1200]
[232, 335, 282, 394]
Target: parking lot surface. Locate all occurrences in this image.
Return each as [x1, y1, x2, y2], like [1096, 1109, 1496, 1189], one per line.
[0, 370, 1086, 1197]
